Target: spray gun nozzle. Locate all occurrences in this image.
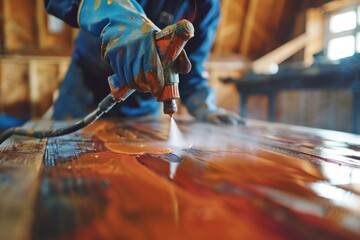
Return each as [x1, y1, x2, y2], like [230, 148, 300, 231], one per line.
[163, 99, 178, 117]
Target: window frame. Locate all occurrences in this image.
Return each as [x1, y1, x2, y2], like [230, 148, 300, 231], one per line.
[324, 4, 360, 60]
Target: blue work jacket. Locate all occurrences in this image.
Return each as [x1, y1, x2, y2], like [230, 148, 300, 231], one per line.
[44, 0, 220, 119]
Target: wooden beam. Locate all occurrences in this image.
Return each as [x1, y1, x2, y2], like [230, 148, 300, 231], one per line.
[252, 33, 308, 74]
[205, 54, 249, 71]
[0, 121, 50, 240]
[304, 8, 324, 64]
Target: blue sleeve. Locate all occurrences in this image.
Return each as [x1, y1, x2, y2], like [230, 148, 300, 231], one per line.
[43, 0, 82, 27]
[179, 0, 220, 102]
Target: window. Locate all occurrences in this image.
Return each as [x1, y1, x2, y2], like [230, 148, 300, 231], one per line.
[325, 5, 360, 60]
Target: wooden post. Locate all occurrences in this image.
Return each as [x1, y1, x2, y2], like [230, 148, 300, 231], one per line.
[29, 59, 60, 117]
[304, 8, 324, 64]
[252, 34, 308, 73]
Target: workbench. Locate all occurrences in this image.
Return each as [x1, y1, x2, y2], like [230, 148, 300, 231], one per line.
[223, 54, 360, 134]
[1, 117, 360, 239]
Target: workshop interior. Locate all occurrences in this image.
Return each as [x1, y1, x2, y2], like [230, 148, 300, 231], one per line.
[1, 0, 359, 134]
[1, 0, 360, 239]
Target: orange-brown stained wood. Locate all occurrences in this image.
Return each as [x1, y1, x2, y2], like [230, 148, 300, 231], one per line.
[0, 121, 51, 240]
[3, 0, 37, 51]
[11, 118, 360, 239]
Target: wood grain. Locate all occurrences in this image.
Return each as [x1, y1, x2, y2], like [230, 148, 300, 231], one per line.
[1, 118, 356, 239]
[0, 121, 51, 240]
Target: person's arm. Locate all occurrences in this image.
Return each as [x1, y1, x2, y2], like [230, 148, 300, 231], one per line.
[180, 0, 243, 125]
[43, 0, 190, 102]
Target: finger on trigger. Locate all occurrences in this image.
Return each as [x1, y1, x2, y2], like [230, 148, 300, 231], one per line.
[173, 50, 191, 74]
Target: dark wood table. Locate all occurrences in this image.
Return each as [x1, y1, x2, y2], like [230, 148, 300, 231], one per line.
[1, 117, 360, 239]
[223, 56, 360, 133]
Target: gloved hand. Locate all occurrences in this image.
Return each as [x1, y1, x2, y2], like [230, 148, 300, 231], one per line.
[185, 87, 245, 125]
[78, 0, 190, 100]
[202, 109, 245, 125]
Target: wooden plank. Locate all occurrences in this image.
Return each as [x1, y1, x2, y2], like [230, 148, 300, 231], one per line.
[0, 58, 30, 118]
[1, 118, 360, 238]
[35, 0, 73, 50]
[205, 54, 249, 71]
[24, 118, 360, 239]
[3, 0, 37, 51]
[0, 120, 50, 240]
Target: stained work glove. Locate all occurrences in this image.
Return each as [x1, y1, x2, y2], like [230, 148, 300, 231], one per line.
[185, 87, 245, 125]
[78, 0, 190, 100]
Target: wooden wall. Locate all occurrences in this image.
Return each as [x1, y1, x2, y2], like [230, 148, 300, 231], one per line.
[1, 0, 75, 54]
[2, 0, 37, 52]
[212, 0, 357, 132]
[0, 58, 29, 118]
[275, 0, 357, 133]
[213, 0, 330, 59]
[0, 0, 73, 118]
[0, 56, 70, 118]
[0, 0, 355, 132]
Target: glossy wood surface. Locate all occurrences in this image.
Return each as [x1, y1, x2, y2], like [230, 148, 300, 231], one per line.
[1, 117, 360, 239]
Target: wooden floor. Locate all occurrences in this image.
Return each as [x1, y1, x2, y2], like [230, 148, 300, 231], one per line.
[1, 117, 360, 239]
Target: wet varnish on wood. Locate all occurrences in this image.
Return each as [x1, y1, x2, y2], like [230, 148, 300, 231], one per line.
[1, 118, 360, 239]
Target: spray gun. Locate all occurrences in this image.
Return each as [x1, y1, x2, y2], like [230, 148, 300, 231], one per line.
[155, 19, 194, 117]
[115, 19, 194, 116]
[0, 20, 194, 144]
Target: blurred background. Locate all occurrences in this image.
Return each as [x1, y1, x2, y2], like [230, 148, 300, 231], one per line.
[0, 0, 359, 133]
